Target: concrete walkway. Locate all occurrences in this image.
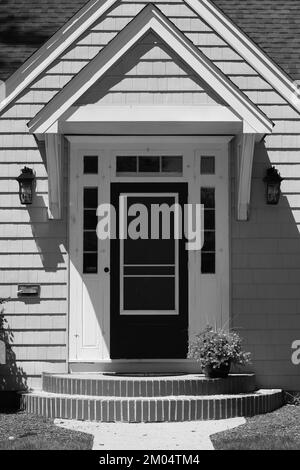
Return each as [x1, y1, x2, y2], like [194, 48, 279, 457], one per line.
[55, 417, 246, 450]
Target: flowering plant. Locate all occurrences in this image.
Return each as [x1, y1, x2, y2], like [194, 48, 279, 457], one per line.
[187, 326, 251, 369]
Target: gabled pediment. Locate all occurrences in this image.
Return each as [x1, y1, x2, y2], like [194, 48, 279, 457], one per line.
[28, 4, 273, 135]
[74, 31, 225, 108]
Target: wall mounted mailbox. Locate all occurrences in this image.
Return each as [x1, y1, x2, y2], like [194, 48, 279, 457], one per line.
[17, 284, 40, 297]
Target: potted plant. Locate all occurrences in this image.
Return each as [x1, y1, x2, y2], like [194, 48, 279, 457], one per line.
[187, 326, 251, 378]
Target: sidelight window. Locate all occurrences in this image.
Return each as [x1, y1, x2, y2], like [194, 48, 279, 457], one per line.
[201, 187, 215, 274]
[83, 187, 98, 273]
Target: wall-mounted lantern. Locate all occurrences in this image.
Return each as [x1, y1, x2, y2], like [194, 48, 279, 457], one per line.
[263, 166, 284, 205]
[16, 167, 36, 205]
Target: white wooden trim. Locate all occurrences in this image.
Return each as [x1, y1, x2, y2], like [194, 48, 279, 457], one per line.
[191, 146, 230, 332]
[69, 148, 110, 361]
[68, 137, 230, 360]
[61, 105, 245, 137]
[28, 4, 272, 135]
[44, 134, 63, 219]
[66, 136, 234, 145]
[119, 192, 179, 316]
[64, 105, 242, 123]
[235, 133, 256, 221]
[186, 0, 300, 113]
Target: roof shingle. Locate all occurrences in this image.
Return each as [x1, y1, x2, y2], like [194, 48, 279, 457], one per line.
[0, 0, 299, 82]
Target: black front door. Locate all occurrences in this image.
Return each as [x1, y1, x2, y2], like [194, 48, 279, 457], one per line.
[110, 183, 188, 359]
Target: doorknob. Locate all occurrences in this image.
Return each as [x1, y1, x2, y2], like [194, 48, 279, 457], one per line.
[104, 267, 110, 273]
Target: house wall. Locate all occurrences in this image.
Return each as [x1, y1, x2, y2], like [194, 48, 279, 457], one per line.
[0, 0, 300, 390]
[0, 138, 69, 391]
[232, 138, 300, 391]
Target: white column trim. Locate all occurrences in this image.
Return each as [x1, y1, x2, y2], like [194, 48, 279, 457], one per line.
[236, 133, 256, 221]
[45, 133, 63, 219]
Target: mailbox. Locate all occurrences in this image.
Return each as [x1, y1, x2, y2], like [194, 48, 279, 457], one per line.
[17, 285, 40, 297]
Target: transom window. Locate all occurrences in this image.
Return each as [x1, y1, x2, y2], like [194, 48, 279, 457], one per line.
[83, 187, 98, 274]
[201, 156, 215, 175]
[116, 155, 183, 176]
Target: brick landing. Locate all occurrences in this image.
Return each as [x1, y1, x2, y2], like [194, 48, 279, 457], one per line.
[21, 373, 283, 422]
[42, 373, 257, 397]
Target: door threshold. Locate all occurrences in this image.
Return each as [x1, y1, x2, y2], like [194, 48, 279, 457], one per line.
[69, 360, 199, 374]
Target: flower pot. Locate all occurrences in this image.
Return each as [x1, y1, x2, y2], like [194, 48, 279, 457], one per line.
[204, 362, 231, 378]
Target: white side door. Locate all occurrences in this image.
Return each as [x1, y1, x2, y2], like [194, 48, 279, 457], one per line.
[69, 150, 110, 361]
[189, 147, 230, 334]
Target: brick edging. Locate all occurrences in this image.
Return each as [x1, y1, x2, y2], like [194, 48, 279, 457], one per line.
[22, 390, 283, 422]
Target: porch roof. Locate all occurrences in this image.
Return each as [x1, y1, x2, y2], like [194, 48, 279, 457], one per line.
[27, 4, 273, 136]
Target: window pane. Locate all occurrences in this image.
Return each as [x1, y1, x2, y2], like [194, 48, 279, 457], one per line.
[116, 156, 137, 173]
[202, 231, 215, 252]
[84, 156, 98, 174]
[83, 253, 98, 274]
[139, 156, 160, 172]
[124, 239, 175, 265]
[204, 210, 215, 230]
[201, 253, 215, 274]
[201, 188, 215, 208]
[116, 155, 184, 176]
[162, 156, 182, 173]
[84, 187, 98, 208]
[84, 231, 98, 252]
[201, 187, 215, 274]
[123, 277, 175, 310]
[84, 210, 97, 230]
[201, 156, 215, 174]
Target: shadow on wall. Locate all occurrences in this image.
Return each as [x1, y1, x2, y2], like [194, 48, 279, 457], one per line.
[0, 299, 27, 405]
[232, 140, 300, 389]
[25, 139, 66, 272]
[27, 194, 65, 272]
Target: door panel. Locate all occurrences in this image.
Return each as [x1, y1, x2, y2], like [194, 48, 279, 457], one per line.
[110, 183, 188, 359]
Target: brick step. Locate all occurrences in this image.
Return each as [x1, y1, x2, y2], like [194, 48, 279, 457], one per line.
[42, 373, 257, 397]
[21, 389, 283, 422]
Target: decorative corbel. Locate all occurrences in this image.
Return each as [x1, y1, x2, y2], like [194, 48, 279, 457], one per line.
[235, 133, 256, 221]
[44, 133, 63, 219]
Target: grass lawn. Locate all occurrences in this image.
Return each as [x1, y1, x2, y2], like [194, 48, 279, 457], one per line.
[211, 405, 300, 450]
[0, 411, 94, 450]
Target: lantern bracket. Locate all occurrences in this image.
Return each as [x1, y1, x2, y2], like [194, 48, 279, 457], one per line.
[263, 166, 284, 205]
[16, 166, 36, 205]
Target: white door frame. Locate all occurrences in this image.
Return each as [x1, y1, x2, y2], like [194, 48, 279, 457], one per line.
[119, 192, 180, 316]
[67, 136, 231, 362]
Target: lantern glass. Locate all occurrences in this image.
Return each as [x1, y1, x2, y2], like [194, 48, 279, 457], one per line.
[266, 182, 281, 205]
[16, 167, 35, 205]
[263, 167, 283, 205]
[19, 181, 33, 204]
